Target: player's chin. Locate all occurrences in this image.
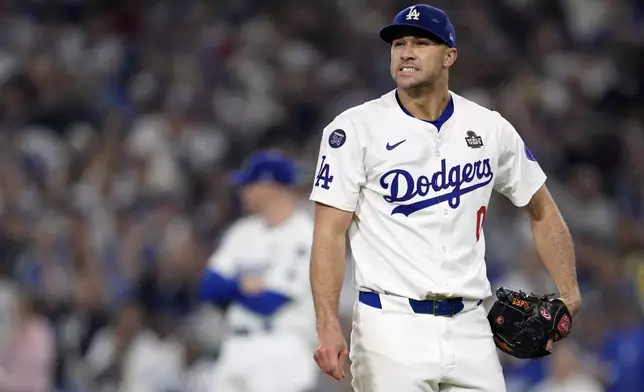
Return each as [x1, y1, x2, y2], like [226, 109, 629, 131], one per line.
[394, 76, 423, 89]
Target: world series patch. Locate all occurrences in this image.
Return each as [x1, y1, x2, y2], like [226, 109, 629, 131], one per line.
[465, 130, 483, 148]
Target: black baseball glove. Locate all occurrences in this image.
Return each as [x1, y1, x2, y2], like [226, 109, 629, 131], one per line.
[487, 287, 572, 359]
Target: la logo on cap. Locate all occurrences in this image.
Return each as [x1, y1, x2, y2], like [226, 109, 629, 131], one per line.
[406, 6, 420, 20]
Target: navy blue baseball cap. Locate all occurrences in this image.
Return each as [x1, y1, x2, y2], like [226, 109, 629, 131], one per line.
[230, 150, 297, 187]
[380, 4, 456, 48]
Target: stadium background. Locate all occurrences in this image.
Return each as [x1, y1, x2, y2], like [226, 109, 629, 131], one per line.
[0, 0, 642, 391]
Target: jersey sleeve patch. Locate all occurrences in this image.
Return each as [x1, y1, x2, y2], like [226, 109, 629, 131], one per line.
[329, 129, 347, 148]
[492, 116, 547, 206]
[524, 144, 537, 162]
[309, 117, 365, 212]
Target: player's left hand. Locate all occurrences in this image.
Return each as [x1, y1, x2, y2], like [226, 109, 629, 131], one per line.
[546, 295, 581, 351]
[240, 276, 264, 294]
[488, 287, 574, 359]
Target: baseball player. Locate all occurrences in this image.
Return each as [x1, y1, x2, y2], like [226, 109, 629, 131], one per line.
[197, 150, 318, 392]
[308, 4, 581, 392]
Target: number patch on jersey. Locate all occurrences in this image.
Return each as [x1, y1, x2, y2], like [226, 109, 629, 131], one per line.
[328, 129, 346, 148]
[476, 206, 487, 241]
[315, 155, 334, 190]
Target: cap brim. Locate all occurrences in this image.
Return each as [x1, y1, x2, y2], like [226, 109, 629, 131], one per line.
[379, 24, 449, 46]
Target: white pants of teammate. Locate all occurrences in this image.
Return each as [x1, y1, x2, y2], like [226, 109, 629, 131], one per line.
[210, 332, 319, 392]
[349, 293, 506, 392]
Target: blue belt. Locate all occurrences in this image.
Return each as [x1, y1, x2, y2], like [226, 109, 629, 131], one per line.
[359, 291, 481, 317]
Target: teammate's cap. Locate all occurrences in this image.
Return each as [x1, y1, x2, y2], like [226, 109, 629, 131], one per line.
[230, 150, 297, 187]
[379, 4, 456, 48]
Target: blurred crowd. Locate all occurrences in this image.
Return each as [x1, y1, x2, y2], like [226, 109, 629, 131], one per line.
[0, 0, 642, 391]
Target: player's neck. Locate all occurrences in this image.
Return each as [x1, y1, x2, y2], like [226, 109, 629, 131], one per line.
[397, 86, 450, 122]
[261, 198, 296, 227]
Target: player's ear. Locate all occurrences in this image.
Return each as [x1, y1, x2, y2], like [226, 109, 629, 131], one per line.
[444, 48, 457, 68]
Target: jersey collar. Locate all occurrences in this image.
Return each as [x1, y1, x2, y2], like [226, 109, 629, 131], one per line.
[395, 90, 454, 132]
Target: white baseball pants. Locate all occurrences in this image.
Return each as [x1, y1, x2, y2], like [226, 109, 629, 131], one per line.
[349, 292, 506, 392]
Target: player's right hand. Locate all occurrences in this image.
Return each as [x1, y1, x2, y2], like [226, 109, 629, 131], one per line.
[313, 321, 349, 381]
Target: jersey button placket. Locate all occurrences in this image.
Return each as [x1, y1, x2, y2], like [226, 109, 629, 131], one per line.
[436, 133, 447, 217]
[434, 128, 448, 255]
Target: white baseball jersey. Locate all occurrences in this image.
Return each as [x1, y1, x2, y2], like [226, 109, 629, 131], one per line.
[309, 89, 546, 301]
[206, 209, 316, 348]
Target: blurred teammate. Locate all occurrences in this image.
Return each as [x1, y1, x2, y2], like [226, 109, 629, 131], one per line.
[197, 150, 318, 392]
[308, 4, 581, 392]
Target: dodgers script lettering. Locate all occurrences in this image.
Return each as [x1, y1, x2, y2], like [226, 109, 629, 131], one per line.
[379, 158, 494, 216]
